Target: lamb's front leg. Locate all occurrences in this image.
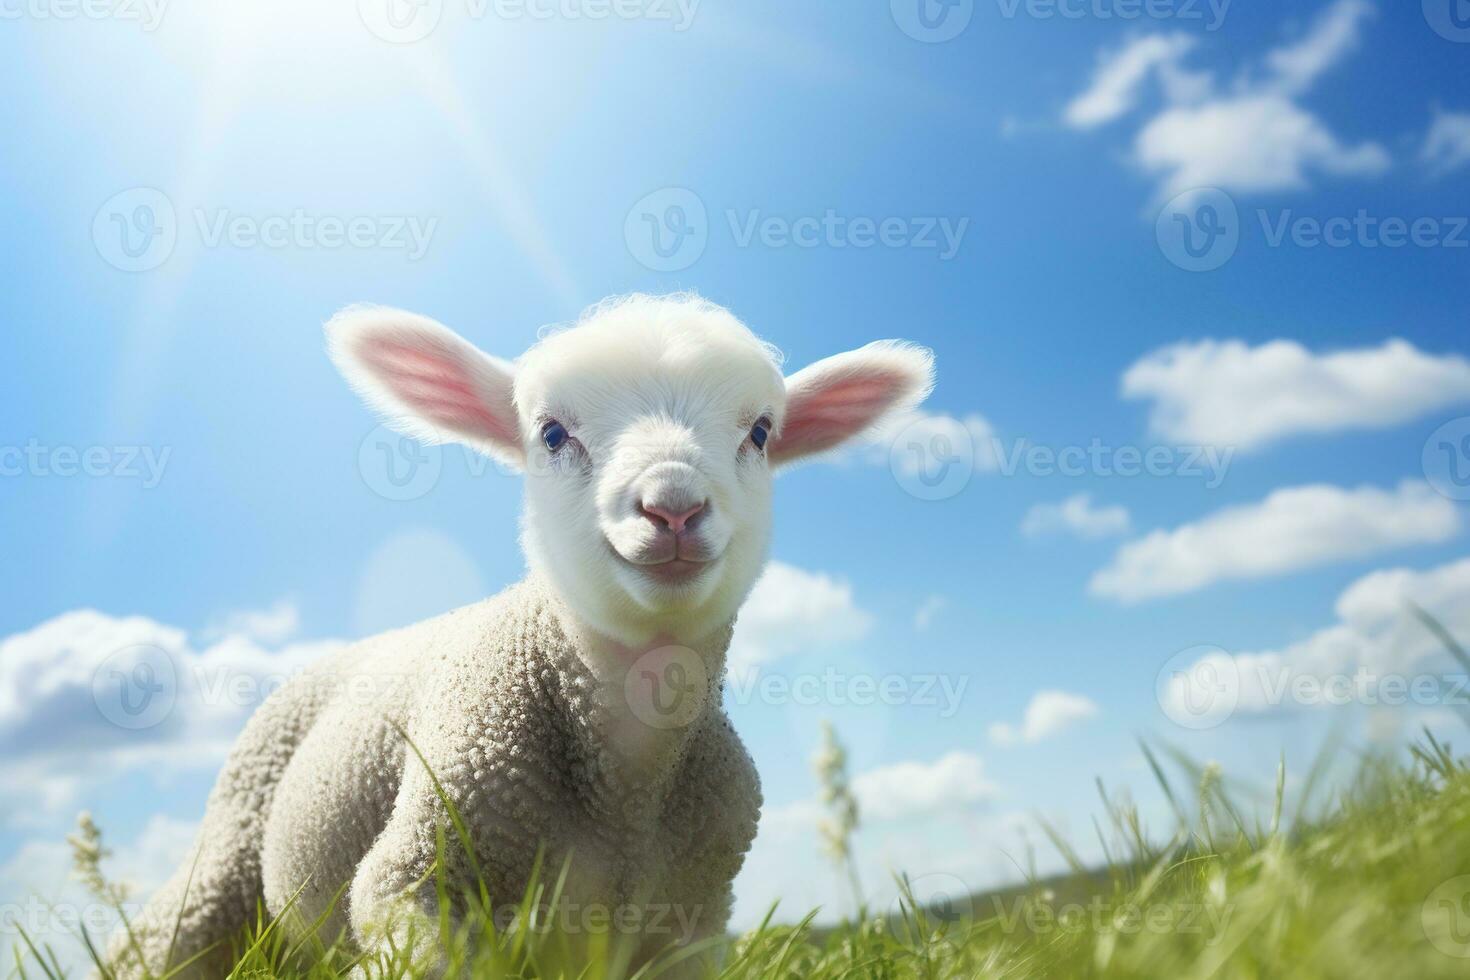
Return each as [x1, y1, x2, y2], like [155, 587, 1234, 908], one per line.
[347, 759, 454, 976]
[104, 674, 327, 979]
[102, 801, 262, 980]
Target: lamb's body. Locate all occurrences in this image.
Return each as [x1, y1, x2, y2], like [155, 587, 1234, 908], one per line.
[110, 293, 932, 977]
[115, 578, 759, 976]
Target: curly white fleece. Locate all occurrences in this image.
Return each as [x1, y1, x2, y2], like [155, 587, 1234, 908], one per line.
[106, 293, 932, 977]
[110, 578, 758, 976]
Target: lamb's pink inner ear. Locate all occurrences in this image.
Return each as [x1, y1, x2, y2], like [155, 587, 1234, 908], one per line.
[770, 369, 913, 463]
[358, 336, 519, 448]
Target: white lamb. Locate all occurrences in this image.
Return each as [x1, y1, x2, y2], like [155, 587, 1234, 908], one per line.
[107, 293, 933, 977]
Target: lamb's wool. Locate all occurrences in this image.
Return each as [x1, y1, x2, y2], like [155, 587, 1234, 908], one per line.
[107, 293, 932, 977]
[110, 577, 759, 976]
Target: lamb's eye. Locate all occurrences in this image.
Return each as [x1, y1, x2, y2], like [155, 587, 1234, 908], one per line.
[749, 417, 772, 452]
[541, 420, 569, 452]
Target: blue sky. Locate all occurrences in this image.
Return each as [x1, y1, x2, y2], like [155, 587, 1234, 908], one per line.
[4, 0, 1470, 956]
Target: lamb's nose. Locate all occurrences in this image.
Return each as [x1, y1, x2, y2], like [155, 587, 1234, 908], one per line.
[639, 499, 706, 535]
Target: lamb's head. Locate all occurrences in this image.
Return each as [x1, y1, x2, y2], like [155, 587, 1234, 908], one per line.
[327, 294, 933, 645]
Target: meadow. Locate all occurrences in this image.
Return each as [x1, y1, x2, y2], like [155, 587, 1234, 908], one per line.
[14, 618, 1470, 979]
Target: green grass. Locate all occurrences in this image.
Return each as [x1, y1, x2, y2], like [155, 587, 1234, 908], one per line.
[16, 611, 1470, 979]
[13, 728, 1470, 979]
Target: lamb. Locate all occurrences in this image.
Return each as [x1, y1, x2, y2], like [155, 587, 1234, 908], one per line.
[106, 292, 934, 977]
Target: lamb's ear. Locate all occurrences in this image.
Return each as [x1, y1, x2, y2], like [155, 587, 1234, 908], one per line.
[326, 305, 524, 468]
[768, 340, 935, 467]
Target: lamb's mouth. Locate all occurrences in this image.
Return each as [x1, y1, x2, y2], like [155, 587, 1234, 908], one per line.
[631, 557, 716, 584]
[607, 542, 721, 585]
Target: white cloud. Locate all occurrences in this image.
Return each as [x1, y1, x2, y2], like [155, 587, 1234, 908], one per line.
[736, 799, 1040, 931]
[870, 410, 1001, 475]
[0, 608, 342, 825]
[1162, 557, 1470, 719]
[988, 690, 1100, 745]
[1122, 338, 1470, 452]
[1021, 493, 1131, 540]
[202, 598, 300, 645]
[1135, 94, 1389, 199]
[760, 750, 997, 834]
[0, 813, 197, 978]
[1064, 34, 1196, 130]
[914, 595, 946, 631]
[729, 562, 873, 673]
[0, 532, 486, 809]
[851, 751, 998, 821]
[1263, 0, 1373, 94]
[1422, 109, 1470, 177]
[1089, 480, 1461, 603]
[1062, 0, 1389, 200]
[749, 755, 1003, 920]
[0, 559, 866, 827]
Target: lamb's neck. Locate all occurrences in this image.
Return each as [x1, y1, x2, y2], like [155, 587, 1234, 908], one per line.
[567, 616, 733, 802]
